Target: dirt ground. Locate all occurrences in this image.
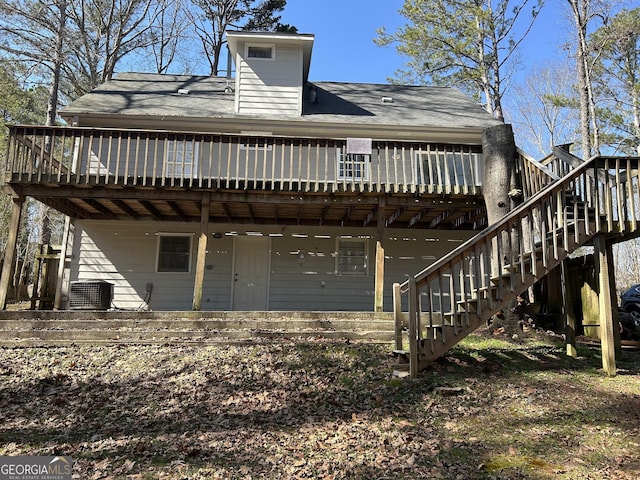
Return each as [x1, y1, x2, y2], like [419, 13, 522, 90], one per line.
[1, 331, 639, 479]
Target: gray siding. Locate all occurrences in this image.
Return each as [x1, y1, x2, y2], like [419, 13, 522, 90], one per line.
[68, 220, 474, 312]
[236, 44, 302, 116]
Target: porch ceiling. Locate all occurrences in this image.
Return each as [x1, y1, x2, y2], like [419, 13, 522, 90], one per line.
[5, 184, 488, 230]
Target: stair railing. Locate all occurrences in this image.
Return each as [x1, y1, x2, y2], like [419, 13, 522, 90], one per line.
[517, 148, 559, 198]
[394, 152, 640, 377]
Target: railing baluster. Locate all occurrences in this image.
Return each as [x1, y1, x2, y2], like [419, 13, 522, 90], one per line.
[408, 277, 419, 378]
[277, 138, 284, 191]
[615, 158, 624, 231]
[216, 135, 224, 188]
[449, 266, 457, 335]
[628, 158, 637, 231]
[141, 133, 149, 186]
[125, 131, 134, 186]
[225, 138, 234, 188]
[561, 189, 569, 252]
[605, 158, 613, 232]
[132, 132, 140, 185]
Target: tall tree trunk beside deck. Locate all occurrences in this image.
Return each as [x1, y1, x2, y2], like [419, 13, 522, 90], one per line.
[482, 124, 527, 334]
[482, 124, 519, 229]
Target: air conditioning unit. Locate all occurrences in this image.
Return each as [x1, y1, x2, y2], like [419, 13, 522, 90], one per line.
[69, 280, 113, 310]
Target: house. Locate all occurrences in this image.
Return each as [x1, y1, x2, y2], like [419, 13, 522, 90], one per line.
[2, 30, 505, 312]
[2, 30, 637, 378]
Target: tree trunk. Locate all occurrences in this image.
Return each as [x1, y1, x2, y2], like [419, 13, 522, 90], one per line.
[482, 124, 527, 335]
[568, 0, 598, 159]
[483, 123, 520, 276]
[482, 124, 519, 227]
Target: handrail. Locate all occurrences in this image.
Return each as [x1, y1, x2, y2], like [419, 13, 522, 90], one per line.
[516, 148, 559, 198]
[398, 152, 601, 293]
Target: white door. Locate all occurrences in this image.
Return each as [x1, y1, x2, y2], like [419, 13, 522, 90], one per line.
[232, 236, 270, 310]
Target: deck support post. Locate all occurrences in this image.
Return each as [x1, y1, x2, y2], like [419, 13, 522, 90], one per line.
[0, 195, 25, 310]
[374, 195, 387, 312]
[393, 282, 403, 350]
[593, 235, 620, 376]
[54, 216, 74, 310]
[561, 259, 577, 357]
[192, 193, 210, 311]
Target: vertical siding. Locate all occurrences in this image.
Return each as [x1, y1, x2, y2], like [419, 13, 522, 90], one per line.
[70, 221, 474, 312]
[236, 44, 302, 116]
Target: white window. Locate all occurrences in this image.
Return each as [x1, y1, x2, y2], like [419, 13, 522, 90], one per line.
[337, 148, 370, 181]
[165, 140, 199, 178]
[246, 44, 274, 60]
[157, 234, 192, 273]
[336, 238, 368, 276]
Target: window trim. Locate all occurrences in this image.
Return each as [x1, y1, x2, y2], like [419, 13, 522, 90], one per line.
[246, 43, 275, 60]
[156, 233, 193, 274]
[335, 237, 368, 276]
[336, 148, 370, 181]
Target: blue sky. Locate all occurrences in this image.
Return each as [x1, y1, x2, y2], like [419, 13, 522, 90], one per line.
[279, 0, 638, 85]
[280, 0, 404, 83]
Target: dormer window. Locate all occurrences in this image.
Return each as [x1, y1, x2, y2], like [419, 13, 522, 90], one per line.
[246, 44, 274, 60]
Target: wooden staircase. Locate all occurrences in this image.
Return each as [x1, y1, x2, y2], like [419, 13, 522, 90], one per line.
[394, 149, 640, 377]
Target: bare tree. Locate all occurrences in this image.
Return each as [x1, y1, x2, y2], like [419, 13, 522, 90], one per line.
[0, 0, 71, 123]
[376, 0, 544, 121]
[187, 0, 288, 76]
[64, 0, 163, 96]
[507, 64, 579, 157]
[147, 0, 189, 74]
[565, 0, 611, 158]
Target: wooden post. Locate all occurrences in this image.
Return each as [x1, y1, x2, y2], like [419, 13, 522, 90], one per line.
[54, 216, 73, 310]
[561, 260, 577, 357]
[0, 196, 24, 310]
[30, 244, 44, 310]
[408, 277, 419, 379]
[606, 241, 623, 360]
[374, 196, 386, 312]
[192, 193, 210, 311]
[593, 235, 617, 376]
[393, 282, 403, 350]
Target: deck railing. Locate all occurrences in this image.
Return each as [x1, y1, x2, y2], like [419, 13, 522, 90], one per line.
[516, 148, 559, 198]
[6, 125, 486, 195]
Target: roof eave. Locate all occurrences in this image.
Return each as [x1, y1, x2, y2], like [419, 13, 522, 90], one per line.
[62, 112, 492, 144]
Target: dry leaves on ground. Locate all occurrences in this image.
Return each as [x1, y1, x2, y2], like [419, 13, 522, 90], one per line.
[1, 335, 639, 479]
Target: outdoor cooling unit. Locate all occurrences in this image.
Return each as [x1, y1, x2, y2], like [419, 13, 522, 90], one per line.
[69, 280, 113, 310]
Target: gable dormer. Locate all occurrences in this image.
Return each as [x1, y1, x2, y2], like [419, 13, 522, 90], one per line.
[226, 31, 314, 117]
